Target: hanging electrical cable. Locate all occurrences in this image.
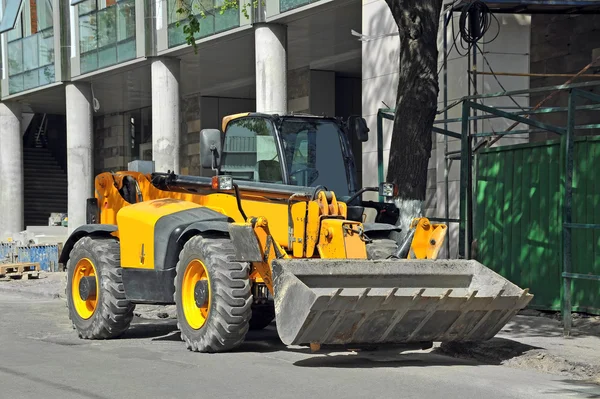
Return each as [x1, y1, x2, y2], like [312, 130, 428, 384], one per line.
[453, 0, 500, 56]
[438, 0, 500, 75]
[460, 1, 497, 45]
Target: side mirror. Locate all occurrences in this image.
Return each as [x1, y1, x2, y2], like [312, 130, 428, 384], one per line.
[347, 116, 369, 142]
[200, 129, 222, 170]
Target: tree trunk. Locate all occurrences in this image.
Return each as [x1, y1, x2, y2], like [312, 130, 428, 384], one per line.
[385, 0, 443, 241]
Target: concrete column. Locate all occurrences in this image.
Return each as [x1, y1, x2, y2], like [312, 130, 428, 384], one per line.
[66, 83, 94, 235]
[255, 23, 287, 114]
[0, 102, 23, 237]
[151, 57, 181, 173]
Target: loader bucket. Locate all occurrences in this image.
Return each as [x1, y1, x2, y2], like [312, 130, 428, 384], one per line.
[271, 259, 533, 346]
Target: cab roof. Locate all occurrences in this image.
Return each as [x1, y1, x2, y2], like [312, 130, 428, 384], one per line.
[221, 112, 338, 132]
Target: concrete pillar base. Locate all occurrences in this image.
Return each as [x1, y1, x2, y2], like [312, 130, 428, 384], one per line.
[0, 102, 23, 236]
[151, 57, 181, 173]
[66, 83, 94, 235]
[255, 23, 287, 115]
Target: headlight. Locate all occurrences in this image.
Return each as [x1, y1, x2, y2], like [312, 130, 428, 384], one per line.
[211, 175, 233, 190]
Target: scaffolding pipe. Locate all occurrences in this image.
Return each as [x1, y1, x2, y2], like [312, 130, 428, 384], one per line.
[470, 71, 600, 79]
[443, 9, 451, 258]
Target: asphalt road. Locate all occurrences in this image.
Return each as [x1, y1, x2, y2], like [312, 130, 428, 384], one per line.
[1, 291, 599, 399]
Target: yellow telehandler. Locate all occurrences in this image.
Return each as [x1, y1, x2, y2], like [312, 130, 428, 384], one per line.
[59, 112, 533, 352]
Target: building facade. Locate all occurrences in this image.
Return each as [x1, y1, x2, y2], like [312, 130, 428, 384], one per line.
[0, 0, 598, 256]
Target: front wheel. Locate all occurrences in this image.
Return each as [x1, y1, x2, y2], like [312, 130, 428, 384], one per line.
[66, 236, 135, 339]
[174, 235, 252, 353]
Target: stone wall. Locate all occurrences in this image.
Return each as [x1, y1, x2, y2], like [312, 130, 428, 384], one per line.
[181, 95, 255, 177]
[288, 67, 310, 113]
[93, 113, 129, 176]
[181, 96, 201, 176]
[287, 67, 341, 117]
[530, 14, 600, 142]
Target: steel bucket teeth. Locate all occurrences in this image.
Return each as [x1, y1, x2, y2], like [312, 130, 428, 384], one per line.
[271, 259, 533, 346]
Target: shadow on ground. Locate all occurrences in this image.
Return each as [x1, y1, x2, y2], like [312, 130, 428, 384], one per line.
[119, 318, 498, 370]
[118, 316, 599, 377]
[121, 318, 180, 340]
[292, 351, 476, 368]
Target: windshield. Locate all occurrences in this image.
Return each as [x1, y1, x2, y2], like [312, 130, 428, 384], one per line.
[279, 118, 349, 196]
[220, 117, 284, 183]
[219, 116, 350, 196]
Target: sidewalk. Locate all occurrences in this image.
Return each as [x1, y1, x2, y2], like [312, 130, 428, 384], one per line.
[436, 310, 600, 382]
[0, 271, 66, 299]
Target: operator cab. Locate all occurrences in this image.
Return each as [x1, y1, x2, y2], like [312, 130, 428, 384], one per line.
[199, 112, 397, 224]
[214, 113, 361, 198]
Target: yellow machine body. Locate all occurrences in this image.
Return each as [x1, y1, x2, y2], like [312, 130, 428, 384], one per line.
[95, 171, 391, 269]
[61, 113, 533, 352]
[117, 199, 202, 270]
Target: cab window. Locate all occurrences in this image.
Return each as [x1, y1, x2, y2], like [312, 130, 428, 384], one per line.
[220, 117, 283, 183]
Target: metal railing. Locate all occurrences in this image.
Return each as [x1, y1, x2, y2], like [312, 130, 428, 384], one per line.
[377, 80, 600, 335]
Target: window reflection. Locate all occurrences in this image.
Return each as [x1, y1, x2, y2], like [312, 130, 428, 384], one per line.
[166, 0, 239, 48]
[5, 0, 55, 95]
[221, 118, 284, 184]
[280, 118, 349, 195]
[78, 0, 136, 74]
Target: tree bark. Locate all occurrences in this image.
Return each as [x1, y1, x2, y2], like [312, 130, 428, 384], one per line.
[385, 0, 443, 243]
[385, 0, 443, 201]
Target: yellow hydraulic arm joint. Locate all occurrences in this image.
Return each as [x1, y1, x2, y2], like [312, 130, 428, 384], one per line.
[407, 217, 447, 259]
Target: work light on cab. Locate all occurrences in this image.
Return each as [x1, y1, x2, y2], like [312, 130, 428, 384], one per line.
[379, 182, 398, 201]
[211, 175, 233, 190]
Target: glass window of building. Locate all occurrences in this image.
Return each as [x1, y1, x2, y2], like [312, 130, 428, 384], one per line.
[166, 0, 239, 48]
[78, 0, 136, 74]
[280, 0, 322, 13]
[4, 0, 55, 95]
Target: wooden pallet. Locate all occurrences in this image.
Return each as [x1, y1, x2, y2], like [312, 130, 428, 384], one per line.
[0, 262, 41, 280]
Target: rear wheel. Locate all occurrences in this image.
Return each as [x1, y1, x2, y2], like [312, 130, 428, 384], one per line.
[66, 236, 135, 339]
[174, 235, 252, 352]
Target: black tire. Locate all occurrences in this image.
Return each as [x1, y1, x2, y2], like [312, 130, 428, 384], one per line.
[366, 238, 399, 260]
[249, 303, 275, 330]
[174, 235, 252, 353]
[66, 236, 135, 339]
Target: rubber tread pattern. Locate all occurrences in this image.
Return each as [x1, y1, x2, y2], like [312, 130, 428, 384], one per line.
[66, 236, 135, 339]
[175, 235, 252, 353]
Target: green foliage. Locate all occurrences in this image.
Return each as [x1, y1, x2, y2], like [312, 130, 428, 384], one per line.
[175, 0, 262, 53]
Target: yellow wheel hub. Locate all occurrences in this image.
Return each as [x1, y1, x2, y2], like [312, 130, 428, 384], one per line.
[182, 259, 211, 330]
[72, 258, 98, 320]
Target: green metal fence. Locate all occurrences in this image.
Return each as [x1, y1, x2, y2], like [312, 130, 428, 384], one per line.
[475, 136, 600, 315]
[379, 81, 600, 333]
